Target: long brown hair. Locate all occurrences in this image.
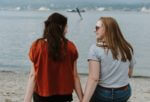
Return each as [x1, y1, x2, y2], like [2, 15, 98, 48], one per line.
[39, 12, 68, 61]
[100, 17, 133, 62]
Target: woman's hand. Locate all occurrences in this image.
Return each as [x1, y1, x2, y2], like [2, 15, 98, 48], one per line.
[73, 61, 84, 101]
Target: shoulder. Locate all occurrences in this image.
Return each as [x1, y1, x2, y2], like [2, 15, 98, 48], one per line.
[30, 39, 45, 50]
[68, 40, 76, 46]
[89, 44, 97, 50]
[89, 44, 103, 53]
[67, 40, 77, 49]
[88, 44, 104, 58]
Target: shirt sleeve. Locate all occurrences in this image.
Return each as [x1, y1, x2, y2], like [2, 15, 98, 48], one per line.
[87, 44, 99, 61]
[73, 44, 78, 61]
[129, 55, 136, 69]
[29, 42, 36, 63]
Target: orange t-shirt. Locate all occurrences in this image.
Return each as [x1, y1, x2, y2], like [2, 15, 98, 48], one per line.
[29, 39, 78, 96]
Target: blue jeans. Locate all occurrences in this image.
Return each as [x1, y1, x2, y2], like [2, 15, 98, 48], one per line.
[90, 84, 131, 102]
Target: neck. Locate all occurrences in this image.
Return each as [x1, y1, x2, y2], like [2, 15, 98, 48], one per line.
[96, 39, 107, 47]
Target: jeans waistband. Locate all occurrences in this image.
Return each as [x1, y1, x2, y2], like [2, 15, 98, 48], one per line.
[98, 84, 129, 91]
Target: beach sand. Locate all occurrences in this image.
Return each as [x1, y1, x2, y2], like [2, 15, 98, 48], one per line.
[0, 71, 150, 102]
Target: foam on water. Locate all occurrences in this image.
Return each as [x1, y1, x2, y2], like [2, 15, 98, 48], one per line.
[141, 7, 150, 13]
[96, 7, 105, 11]
[38, 7, 50, 11]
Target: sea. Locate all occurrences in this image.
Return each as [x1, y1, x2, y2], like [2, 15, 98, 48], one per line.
[0, 0, 150, 76]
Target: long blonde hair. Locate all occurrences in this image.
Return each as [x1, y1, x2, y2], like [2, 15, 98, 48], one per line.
[100, 17, 133, 62]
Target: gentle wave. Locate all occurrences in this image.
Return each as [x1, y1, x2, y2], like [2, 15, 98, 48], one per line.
[38, 7, 50, 11]
[140, 7, 150, 13]
[96, 7, 105, 11]
[0, 7, 21, 11]
[15, 7, 21, 11]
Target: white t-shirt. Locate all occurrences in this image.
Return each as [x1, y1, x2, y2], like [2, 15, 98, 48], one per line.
[88, 44, 136, 88]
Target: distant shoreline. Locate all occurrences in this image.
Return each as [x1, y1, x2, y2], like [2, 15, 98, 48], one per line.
[0, 70, 150, 78]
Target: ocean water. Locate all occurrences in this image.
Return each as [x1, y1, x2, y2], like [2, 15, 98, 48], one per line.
[0, 9, 150, 76]
[1, 0, 150, 12]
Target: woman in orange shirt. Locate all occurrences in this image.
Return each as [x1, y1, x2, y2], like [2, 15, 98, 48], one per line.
[24, 12, 83, 102]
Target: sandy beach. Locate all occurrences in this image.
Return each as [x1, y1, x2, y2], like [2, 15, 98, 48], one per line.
[0, 71, 150, 102]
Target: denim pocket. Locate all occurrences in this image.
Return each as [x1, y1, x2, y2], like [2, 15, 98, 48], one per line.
[91, 86, 113, 102]
[91, 85, 132, 102]
[114, 85, 131, 102]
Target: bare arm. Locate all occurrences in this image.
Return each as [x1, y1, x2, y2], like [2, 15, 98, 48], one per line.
[128, 67, 133, 78]
[73, 61, 83, 101]
[82, 60, 100, 102]
[24, 66, 36, 102]
[128, 55, 136, 78]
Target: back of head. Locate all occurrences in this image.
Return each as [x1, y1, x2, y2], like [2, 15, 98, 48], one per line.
[43, 12, 68, 61]
[100, 17, 133, 62]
